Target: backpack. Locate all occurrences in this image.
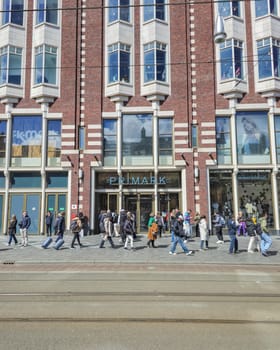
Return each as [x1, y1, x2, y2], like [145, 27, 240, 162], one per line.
[70, 220, 79, 232]
[219, 216, 226, 227]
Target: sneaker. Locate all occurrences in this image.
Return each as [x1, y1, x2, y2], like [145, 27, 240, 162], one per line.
[169, 251, 173, 255]
[183, 240, 187, 244]
[186, 251, 193, 256]
[262, 252, 269, 257]
[124, 247, 128, 250]
[70, 247, 75, 249]
[248, 250, 254, 253]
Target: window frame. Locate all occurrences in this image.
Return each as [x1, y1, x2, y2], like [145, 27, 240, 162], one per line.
[108, 0, 130, 23]
[143, 0, 166, 22]
[34, 44, 57, 85]
[158, 117, 173, 166]
[36, 0, 58, 26]
[216, 117, 232, 165]
[0, 45, 22, 85]
[108, 42, 131, 84]
[257, 37, 280, 79]
[217, 0, 240, 18]
[2, 0, 24, 26]
[220, 39, 243, 81]
[255, 0, 277, 18]
[103, 119, 117, 166]
[144, 41, 167, 83]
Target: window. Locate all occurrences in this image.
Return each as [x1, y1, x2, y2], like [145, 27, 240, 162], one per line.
[79, 126, 85, 150]
[216, 117, 231, 165]
[144, 0, 165, 22]
[2, 0, 23, 25]
[275, 116, 280, 163]
[36, 0, 58, 25]
[34, 45, 57, 85]
[236, 111, 270, 165]
[255, 0, 277, 17]
[0, 121, 7, 167]
[144, 42, 166, 83]
[108, 43, 130, 83]
[220, 39, 243, 80]
[122, 114, 153, 165]
[191, 124, 198, 148]
[257, 38, 280, 79]
[218, 0, 240, 17]
[11, 115, 42, 167]
[47, 120, 61, 166]
[108, 0, 130, 23]
[0, 45, 22, 85]
[103, 119, 117, 166]
[158, 118, 172, 166]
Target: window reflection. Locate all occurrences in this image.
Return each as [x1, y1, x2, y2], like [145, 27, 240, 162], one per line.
[216, 117, 231, 164]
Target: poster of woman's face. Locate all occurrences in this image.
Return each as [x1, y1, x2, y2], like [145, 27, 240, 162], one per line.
[236, 112, 270, 164]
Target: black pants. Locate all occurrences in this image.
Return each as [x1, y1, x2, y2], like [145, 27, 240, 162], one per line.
[71, 232, 82, 247]
[215, 226, 223, 241]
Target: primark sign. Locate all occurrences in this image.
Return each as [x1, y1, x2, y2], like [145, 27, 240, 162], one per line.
[107, 175, 168, 186]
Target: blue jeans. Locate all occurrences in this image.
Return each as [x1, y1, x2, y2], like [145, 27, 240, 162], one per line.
[229, 234, 238, 253]
[171, 230, 175, 242]
[260, 233, 272, 254]
[170, 235, 190, 253]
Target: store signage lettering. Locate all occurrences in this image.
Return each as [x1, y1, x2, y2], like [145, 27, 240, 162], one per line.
[108, 176, 168, 185]
[13, 130, 42, 144]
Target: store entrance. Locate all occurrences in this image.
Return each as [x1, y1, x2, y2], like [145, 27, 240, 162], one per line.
[124, 194, 153, 233]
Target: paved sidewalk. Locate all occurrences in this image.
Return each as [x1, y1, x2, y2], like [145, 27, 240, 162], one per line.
[0, 232, 279, 265]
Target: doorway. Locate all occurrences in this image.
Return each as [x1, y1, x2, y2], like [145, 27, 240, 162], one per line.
[124, 194, 153, 233]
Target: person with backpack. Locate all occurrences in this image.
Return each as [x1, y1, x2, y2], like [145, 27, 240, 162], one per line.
[7, 214, 18, 246]
[54, 211, 65, 243]
[213, 212, 225, 244]
[70, 216, 83, 249]
[123, 212, 136, 250]
[99, 211, 115, 248]
[227, 215, 239, 254]
[169, 215, 193, 256]
[247, 218, 260, 253]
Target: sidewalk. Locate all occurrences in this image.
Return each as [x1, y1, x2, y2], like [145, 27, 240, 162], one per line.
[0, 232, 279, 265]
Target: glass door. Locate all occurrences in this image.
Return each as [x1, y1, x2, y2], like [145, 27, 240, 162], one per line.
[46, 193, 67, 230]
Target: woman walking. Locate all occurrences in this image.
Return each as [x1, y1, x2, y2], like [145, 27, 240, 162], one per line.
[7, 214, 18, 246]
[147, 213, 158, 248]
[198, 215, 209, 250]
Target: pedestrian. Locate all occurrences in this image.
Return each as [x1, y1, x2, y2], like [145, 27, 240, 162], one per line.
[155, 212, 164, 238]
[194, 211, 201, 237]
[247, 218, 260, 253]
[237, 211, 247, 236]
[54, 211, 65, 243]
[169, 215, 193, 255]
[119, 209, 127, 243]
[99, 211, 115, 248]
[213, 212, 225, 244]
[227, 215, 239, 254]
[183, 210, 192, 239]
[259, 212, 272, 257]
[169, 209, 177, 243]
[45, 211, 53, 236]
[18, 211, 31, 247]
[78, 212, 85, 237]
[70, 215, 83, 249]
[7, 214, 18, 246]
[147, 213, 158, 248]
[123, 212, 135, 250]
[198, 215, 209, 250]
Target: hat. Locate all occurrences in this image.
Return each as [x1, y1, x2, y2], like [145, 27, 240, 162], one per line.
[178, 215, 184, 220]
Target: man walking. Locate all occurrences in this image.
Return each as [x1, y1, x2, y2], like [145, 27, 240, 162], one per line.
[19, 211, 31, 247]
[169, 215, 193, 256]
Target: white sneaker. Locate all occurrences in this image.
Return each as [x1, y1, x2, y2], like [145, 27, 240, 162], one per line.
[186, 251, 193, 256]
[169, 251, 176, 255]
[183, 240, 187, 244]
[248, 250, 254, 253]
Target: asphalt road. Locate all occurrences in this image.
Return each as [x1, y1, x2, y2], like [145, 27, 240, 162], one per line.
[0, 264, 279, 349]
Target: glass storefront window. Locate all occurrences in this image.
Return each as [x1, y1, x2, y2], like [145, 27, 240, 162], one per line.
[0, 121, 7, 167]
[46, 172, 68, 188]
[209, 170, 233, 217]
[103, 119, 117, 166]
[216, 117, 231, 164]
[11, 115, 42, 167]
[47, 120, 61, 166]
[158, 118, 172, 165]
[122, 114, 153, 165]
[236, 111, 270, 164]
[10, 172, 41, 188]
[238, 171, 273, 226]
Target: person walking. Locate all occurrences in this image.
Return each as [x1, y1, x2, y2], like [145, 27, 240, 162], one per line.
[70, 216, 83, 249]
[259, 212, 272, 257]
[213, 212, 225, 244]
[7, 214, 18, 246]
[147, 213, 158, 248]
[194, 212, 201, 237]
[99, 211, 115, 248]
[19, 211, 31, 247]
[247, 218, 260, 253]
[227, 215, 239, 254]
[198, 215, 209, 250]
[118, 209, 127, 243]
[123, 212, 135, 250]
[54, 211, 65, 243]
[45, 211, 53, 236]
[155, 212, 164, 238]
[169, 215, 193, 256]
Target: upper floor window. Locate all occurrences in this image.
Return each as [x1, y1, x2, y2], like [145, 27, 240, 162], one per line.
[158, 118, 172, 166]
[11, 115, 42, 167]
[103, 119, 117, 166]
[236, 111, 270, 165]
[34, 44, 57, 85]
[275, 116, 280, 163]
[0, 120, 7, 167]
[0, 45, 22, 85]
[144, 0, 165, 22]
[108, 0, 130, 23]
[2, 0, 23, 26]
[122, 114, 153, 166]
[255, 0, 277, 17]
[218, 0, 240, 17]
[108, 43, 130, 83]
[36, 0, 58, 25]
[216, 117, 231, 165]
[257, 38, 280, 79]
[191, 124, 198, 148]
[220, 39, 243, 80]
[144, 41, 166, 83]
[47, 120, 61, 167]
